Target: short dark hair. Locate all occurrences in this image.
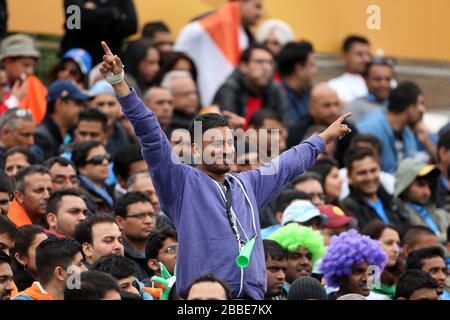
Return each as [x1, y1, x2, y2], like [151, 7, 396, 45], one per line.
[36, 238, 82, 285]
[349, 134, 383, 156]
[114, 192, 151, 218]
[240, 44, 273, 64]
[75, 215, 115, 245]
[402, 226, 436, 248]
[64, 270, 119, 300]
[290, 172, 322, 189]
[362, 59, 394, 78]
[113, 145, 144, 181]
[0, 215, 17, 239]
[91, 254, 137, 281]
[3, 147, 36, 170]
[395, 269, 438, 299]
[186, 272, 232, 300]
[142, 21, 170, 39]
[0, 250, 11, 265]
[249, 109, 282, 129]
[263, 239, 288, 261]
[77, 108, 108, 131]
[277, 41, 314, 77]
[0, 170, 14, 200]
[308, 157, 340, 186]
[437, 130, 450, 163]
[43, 157, 76, 171]
[275, 189, 311, 213]
[342, 35, 370, 52]
[72, 141, 104, 169]
[145, 226, 178, 260]
[344, 148, 379, 173]
[14, 165, 49, 192]
[46, 189, 84, 215]
[188, 113, 229, 144]
[406, 246, 445, 270]
[388, 81, 422, 114]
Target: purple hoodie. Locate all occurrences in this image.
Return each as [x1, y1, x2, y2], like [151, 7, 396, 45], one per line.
[118, 89, 325, 299]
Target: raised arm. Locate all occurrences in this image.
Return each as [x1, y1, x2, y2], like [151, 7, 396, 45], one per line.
[239, 113, 352, 209]
[99, 42, 190, 223]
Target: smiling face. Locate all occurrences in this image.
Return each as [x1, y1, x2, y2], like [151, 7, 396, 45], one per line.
[324, 166, 343, 202]
[286, 247, 313, 283]
[348, 156, 381, 198]
[197, 126, 236, 177]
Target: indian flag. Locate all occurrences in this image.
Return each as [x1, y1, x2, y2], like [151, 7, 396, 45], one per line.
[175, 2, 249, 106]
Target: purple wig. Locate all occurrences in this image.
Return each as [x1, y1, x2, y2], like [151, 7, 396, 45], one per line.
[319, 230, 387, 288]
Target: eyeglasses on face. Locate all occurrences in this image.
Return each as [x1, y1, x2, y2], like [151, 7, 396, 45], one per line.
[164, 245, 177, 255]
[85, 154, 111, 165]
[124, 211, 158, 220]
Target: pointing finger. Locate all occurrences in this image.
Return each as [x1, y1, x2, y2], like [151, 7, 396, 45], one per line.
[101, 41, 114, 56]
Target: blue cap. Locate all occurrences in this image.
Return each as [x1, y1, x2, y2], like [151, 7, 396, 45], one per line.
[47, 80, 93, 102]
[90, 80, 116, 97]
[281, 200, 328, 226]
[63, 48, 93, 75]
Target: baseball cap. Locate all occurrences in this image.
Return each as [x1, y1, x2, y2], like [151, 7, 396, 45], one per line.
[47, 80, 93, 102]
[319, 205, 354, 229]
[90, 80, 115, 97]
[281, 200, 328, 226]
[63, 48, 93, 75]
[0, 34, 40, 60]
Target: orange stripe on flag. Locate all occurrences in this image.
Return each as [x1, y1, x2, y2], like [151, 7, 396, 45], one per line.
[199, 2, 242, 67]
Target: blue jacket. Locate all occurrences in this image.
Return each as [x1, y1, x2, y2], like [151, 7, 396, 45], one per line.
[118, 89, 325, 299]
[357, 109, 417, 173]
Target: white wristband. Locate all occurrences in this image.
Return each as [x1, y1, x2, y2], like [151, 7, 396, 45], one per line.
[105, 68, 125, 85]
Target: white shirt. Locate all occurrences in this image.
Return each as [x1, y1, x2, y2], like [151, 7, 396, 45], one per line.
[328, 73, 368, 105]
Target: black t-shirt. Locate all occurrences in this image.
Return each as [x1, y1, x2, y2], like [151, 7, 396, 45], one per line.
[393, 130, 404, 164]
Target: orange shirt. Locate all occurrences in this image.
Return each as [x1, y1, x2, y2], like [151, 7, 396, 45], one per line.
[7, 200, 32, 227]
[19, 75, 47, 125]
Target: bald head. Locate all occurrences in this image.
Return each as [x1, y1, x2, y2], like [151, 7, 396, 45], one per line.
[309, 83, 341, 126]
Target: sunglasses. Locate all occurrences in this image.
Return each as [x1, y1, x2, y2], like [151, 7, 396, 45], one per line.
[85, 154, 111, 165]
[0, 109, 32, 129]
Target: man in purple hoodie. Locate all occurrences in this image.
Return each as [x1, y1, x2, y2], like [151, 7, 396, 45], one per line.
[99, 41, 351, 299]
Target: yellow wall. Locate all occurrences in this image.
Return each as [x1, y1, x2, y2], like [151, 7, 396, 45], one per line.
[8, 0, 450, 61]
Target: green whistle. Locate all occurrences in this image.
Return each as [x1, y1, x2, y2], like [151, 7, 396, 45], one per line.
[235, 237, 256, 269]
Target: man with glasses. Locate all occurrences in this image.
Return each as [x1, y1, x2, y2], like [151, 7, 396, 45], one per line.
[213, 44, 289, 127]
[114, 192, 157, 280]
[145, 226, 178, 282]
[35, 80, 92, 160]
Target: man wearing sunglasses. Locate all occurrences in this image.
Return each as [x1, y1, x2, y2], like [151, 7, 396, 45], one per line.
[35, 80, 92, 160]
[114, 192, 157, 280]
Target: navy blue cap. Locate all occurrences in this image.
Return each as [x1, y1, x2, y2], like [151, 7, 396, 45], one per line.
[47, 80, 93, 102]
